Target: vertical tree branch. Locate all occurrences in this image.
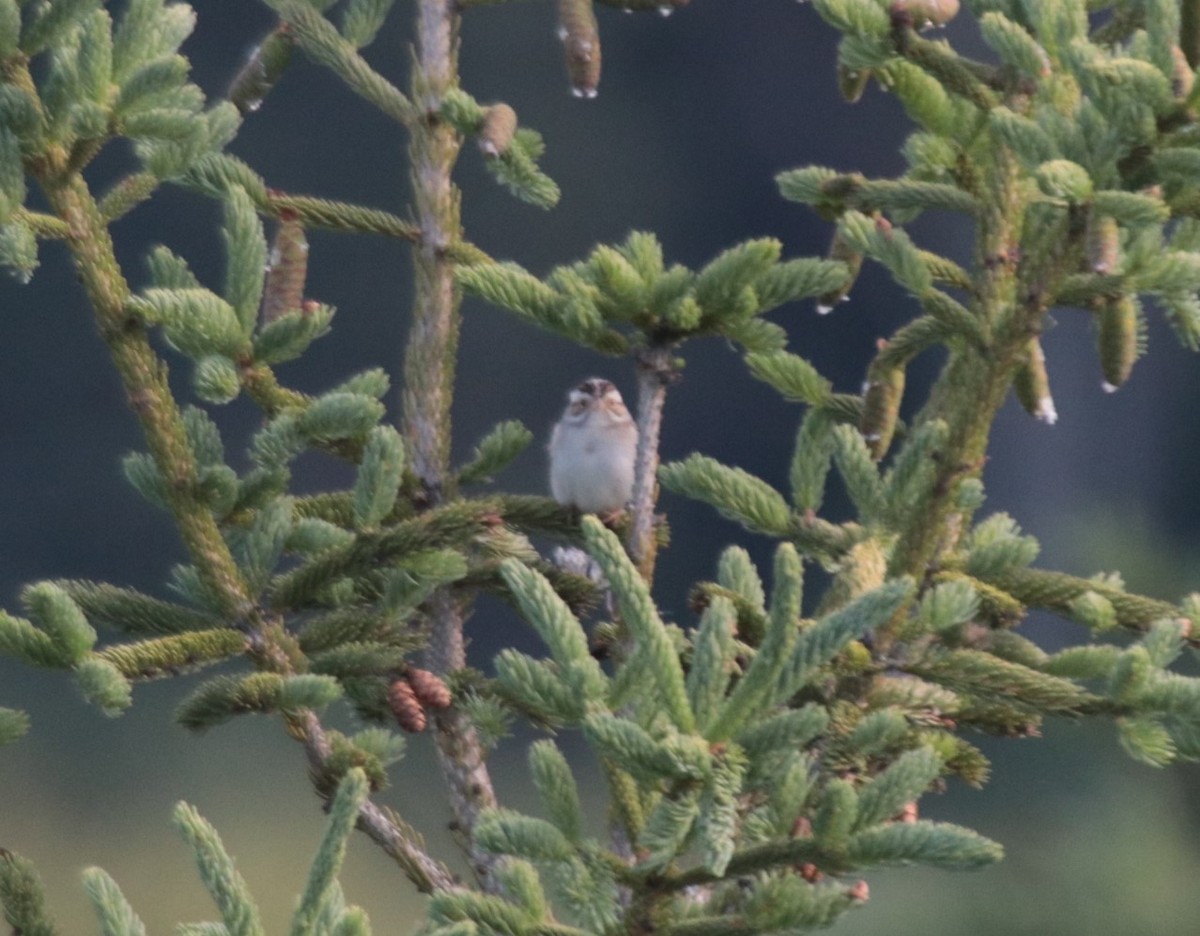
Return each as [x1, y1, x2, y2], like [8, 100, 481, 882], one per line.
[403, 20, 460, 497]
[402, 0, 500, 891]
[886, 150, 1025, 585]
[627, 346, 676, 580]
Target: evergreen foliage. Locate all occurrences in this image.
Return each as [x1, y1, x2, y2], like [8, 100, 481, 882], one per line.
[3, 0, 1200, 933]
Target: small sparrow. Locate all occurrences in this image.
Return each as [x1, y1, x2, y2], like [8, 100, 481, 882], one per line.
[549, 378, 638, 514]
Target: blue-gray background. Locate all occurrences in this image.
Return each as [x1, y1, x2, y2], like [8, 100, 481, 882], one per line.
[1, 2, 1199, 932]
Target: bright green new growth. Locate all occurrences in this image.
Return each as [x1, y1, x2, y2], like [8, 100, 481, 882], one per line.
[0, 850, 56, 936]
[353, 426, 406, 529]
[81, 869, 146, 936]
[5, 0, 1200, 934]
[291, 769, 370, 936]
[175, 801, 266, 936]
[457, 420, 533, 487]
[44, 772, 379, 936]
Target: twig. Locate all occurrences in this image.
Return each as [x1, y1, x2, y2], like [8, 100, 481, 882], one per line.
[262, 0, 419, 125]
[261, 190, 495, 264]
[299, 711, 457, 893]
[265, 192, 422, 242]
[17, 208, 71, 239]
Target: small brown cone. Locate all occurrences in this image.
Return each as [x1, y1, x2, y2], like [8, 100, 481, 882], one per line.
[894, 0, 959, 29]
[558, 0, 601, 98]
[1012, 336, 1057, 425]
[388, 678, 427, 733]
[1097, 294, 1138, 392]
[860, 349, 904, 460]
[407, 667, 452, 710]
[1085, 213, 1119, 275]
[229, 25, 295, 115]
[260, 212, 308, 324]
[478, 103, 518, 158]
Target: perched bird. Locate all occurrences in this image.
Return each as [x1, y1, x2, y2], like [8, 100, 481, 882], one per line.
[548, 377, 638, 514]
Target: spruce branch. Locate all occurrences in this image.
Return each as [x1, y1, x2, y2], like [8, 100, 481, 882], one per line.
[401, 0, 500, 892]
[268, 500, 481, 609]
[173, 802, 266, 936]
[908, 649, 1101, 715]
[291, 769, 369, 936]
[843, 820, 1003, 870]
[81, 868, 146, 936]
[892, 21, 999, 111]
[498, 558, 607, 702]
[704, 543, 804, 742]
[0, 848, 57, 936]
[976, 566, 1187, 636]
[299, 712, 456, 892]
[582, 517, 694, 732]
[881, 150, 1031, 583]
[37, 154, 256, 627]
[260, 0, 417, 125]
[10, 48, 456, 898]
[265, 192, 422, 243]
[659, 454, 793, 538]
[12, 208, 70, 240]
[96, 171, 160, 222]
[98, 629, 247, 680]
[778, 168, 978, 218]
[457, 420, 533, 487]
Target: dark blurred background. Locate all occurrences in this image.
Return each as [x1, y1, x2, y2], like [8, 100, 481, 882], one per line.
[2, 2, 1200, 932]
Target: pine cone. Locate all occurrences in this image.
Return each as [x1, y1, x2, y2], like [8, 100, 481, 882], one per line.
[407, 667, 452, 710]
[388, 678, 427, 733]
